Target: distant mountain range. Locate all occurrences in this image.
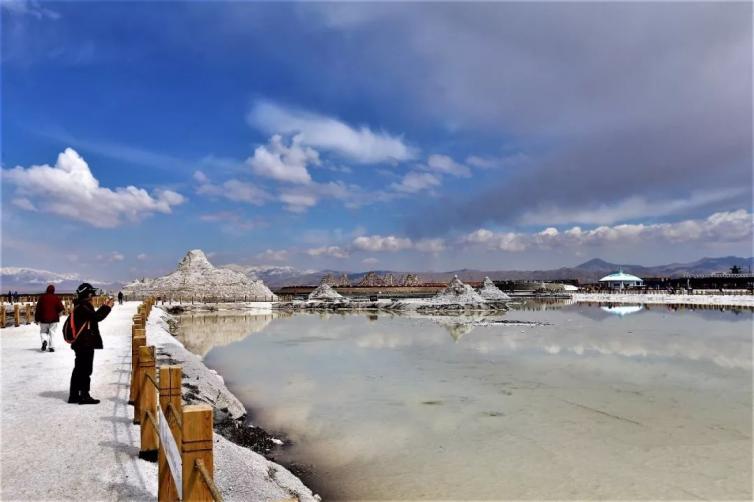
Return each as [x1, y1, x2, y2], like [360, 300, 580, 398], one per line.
[3, 256, 752, 293]
[0, 267, 120, 294]
[227, 256, 754, 287]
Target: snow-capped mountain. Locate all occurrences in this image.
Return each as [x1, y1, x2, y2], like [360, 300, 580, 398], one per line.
[123, 249, 277, 300]
[221, 264, 317, 288]
[0, 267, 117, 293]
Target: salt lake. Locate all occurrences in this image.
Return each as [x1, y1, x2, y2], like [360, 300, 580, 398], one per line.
[174, 302, 752, 500]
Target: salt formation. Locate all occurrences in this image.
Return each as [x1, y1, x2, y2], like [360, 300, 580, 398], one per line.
[307, 283, 345, 301]
[123, 249, 277, 301]
[430, 275, 486, 305]
[478, 277, 511, 301]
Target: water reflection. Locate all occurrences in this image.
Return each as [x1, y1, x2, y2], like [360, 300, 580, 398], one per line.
[173, 311, 278, 357]
[444, 322, 474, 342]
[600, 304, 644, 316]
[185, 305, 751, 500]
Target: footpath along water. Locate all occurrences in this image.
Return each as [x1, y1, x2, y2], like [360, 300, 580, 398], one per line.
[175, 302, 753, 500]
[0, 301, 318, 501]
[0, 301, 159, 500]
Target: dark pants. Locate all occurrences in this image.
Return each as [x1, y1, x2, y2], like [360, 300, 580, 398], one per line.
[69, 348, 94, 397]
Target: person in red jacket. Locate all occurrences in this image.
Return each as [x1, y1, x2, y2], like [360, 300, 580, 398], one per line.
[35, 284, 65, 352]
[68, 283, 114, 404]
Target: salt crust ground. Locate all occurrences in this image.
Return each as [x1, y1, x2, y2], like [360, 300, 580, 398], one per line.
[572, 292, 754, 307]
[1, 301, 317, 501]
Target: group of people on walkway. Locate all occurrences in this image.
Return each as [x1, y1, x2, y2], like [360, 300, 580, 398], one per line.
[32, 284, 120, 405]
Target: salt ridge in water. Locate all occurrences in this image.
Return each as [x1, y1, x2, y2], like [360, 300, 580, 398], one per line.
[429, 275, 486, 305]
[308, 283, 345, 301]
[478, 276, 511, 301]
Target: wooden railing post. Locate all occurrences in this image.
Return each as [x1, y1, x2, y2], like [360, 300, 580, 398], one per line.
[139, 345, 159, 461]
[159, 366, 182, 502]
[132, 324, 145, 339]
[25, 303, 32, 324]
[182, 405, 214, 501]
[13, 304, 20, 327]
[130, 335, 147, 409]
[0, 303, 5, 328]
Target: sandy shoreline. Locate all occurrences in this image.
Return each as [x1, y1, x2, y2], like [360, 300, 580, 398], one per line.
[147, 306, 320, 501]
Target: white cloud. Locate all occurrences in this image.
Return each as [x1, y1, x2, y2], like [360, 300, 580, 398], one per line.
[224, 180, 272, 204]
[279, 191, 318, 213]
[193, 170, 209, 183]
[465, 153, 530, 170]
[306, 246, 350, 259]
[390, 171, 441, 193]
[426, 154, 470, 177]
[277, 180, 383, 213]
[1, 0, 60, 19]
[2, 148, 185, 228]
[195, 171, 272, 206]
[257, 249, 289, 262]
[351, 235, 447, 254]
[462, 209, 754, 252]
[136, 253, 148, 261]
[247, 134, 318, 184]
[200, 212, 266, 234]
[414, 238, 446, 254]
[361, 257, 379, 266]
[352, 235, 413, 252]
[97, 252, 125, 262]
[248, 101, 415, 164]
[12, 198, 36, 211]
[519, 188, 749, 226]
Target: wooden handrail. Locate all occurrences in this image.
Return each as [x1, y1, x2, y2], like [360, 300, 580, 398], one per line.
[145, 409, 160, 435]
[130, 299, 221, 501]
[194, 459, 223, 502]
[166, 402, 183, 429]
[144, 372, 159, 389]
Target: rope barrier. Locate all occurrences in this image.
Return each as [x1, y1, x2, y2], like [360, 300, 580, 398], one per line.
[195, 459, 224, 502]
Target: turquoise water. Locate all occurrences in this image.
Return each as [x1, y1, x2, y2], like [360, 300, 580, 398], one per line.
[178, 303, 752, 500]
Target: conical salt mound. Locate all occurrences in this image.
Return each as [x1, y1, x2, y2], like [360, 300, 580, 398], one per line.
[308, 283, 344, 300]
[123, 249, 277, 301]
[432, 275, 485, 304]
[177, 249, 214, 272]
[478, 277, 511, 301]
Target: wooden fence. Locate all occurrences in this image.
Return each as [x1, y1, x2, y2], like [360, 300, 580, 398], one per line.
[130, 299, 223, 501]
[0, 296, 109, 329]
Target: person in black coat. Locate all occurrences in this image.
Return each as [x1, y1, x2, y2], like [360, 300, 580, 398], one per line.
[68, 283, 114, 404]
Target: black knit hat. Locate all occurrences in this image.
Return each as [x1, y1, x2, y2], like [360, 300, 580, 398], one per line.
[76, 282, 97, 300]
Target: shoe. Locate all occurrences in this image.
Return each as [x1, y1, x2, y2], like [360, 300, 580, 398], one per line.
[48, 347, 55, 352]
[68, 395, 80, 404]
[41, 341, 47, 352]
[78, 394, 100, 405]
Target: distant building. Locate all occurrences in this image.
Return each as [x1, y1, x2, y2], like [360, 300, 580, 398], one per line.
[599, 269, 643, 290]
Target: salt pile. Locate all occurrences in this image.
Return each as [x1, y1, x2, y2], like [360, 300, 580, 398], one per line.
[430, 275, 486, 305]
[478, 277, 511, 301]
[307, 283, 345, 301]
[123, 249, 277, 301]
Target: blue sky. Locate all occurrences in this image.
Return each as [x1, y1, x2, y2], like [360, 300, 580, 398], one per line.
[1, 1, 752, 282]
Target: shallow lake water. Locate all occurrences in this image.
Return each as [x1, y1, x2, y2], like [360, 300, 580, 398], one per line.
[175, 302, 752, 500]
